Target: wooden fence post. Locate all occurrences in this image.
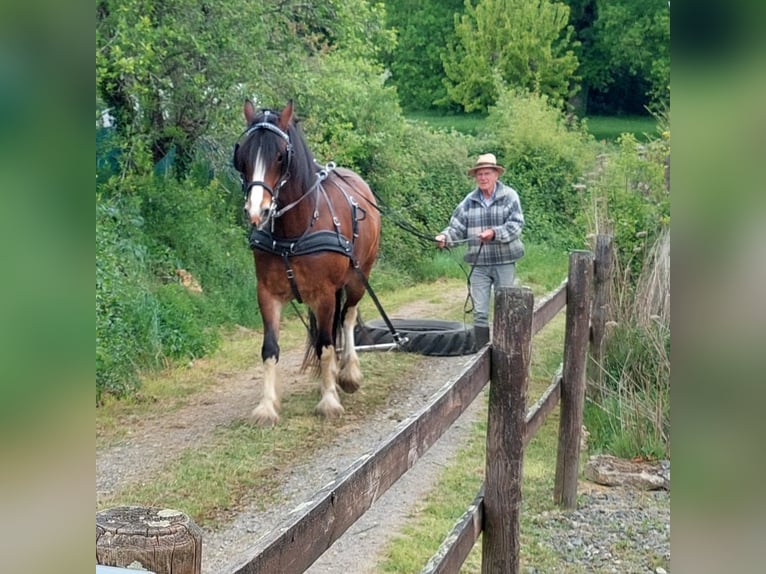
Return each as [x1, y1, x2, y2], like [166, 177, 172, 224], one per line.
[482, 287, 534, 574]
[588, 234, 613, 398]
[554, 250, 594, 509]
[96, 506, 202, 574]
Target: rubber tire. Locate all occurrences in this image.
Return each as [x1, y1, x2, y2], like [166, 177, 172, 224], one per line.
[354, 319, 477, 356]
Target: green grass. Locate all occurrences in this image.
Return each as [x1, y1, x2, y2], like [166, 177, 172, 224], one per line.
[404, 110, 488, 135]
[584, 115, 658, 142]
[405, 109, 658, 144]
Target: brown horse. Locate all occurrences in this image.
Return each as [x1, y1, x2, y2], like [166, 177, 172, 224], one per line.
[233, 100, 381, 426]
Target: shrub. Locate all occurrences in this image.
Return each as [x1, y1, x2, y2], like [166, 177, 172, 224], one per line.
[485, 88, 596, 247]
[135, 173, 260, 328]
[580, 129, 670, 284]
[96, 195, 158, 402]
[154, 284, 219, 360]
[96, 165, 260, 402]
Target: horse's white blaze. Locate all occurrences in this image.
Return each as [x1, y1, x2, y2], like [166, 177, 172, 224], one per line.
[244, 151, 271, 224]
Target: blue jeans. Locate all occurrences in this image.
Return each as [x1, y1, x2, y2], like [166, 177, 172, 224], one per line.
[470, 263, 516, 328]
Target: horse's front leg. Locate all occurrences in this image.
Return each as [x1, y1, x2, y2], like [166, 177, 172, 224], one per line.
[252, 296, 283, 426]
[338, 304, 362, 393]
[314, 303, 344, 419]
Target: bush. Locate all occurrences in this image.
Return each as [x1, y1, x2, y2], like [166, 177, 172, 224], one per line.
[580, 129, 670, 284]
[96, 195, 157, 402]
[154, 284, 219, 360]
[485, 88, 597, 247]
[96, 165, 261, 402]
[136, 173, 260, 328]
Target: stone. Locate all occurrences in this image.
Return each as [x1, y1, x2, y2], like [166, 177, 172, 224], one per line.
[584, 454, 670, 490]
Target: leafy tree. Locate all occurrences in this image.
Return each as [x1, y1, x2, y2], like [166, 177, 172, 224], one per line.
[383, 0, 464, 111]
[580, 0, 670, 113]
[442, 0, 579, 112]
[96, 0, 393, 179]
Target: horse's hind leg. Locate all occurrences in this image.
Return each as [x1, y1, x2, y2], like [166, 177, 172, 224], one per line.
[338, 303, 362, 393]
[252, 295, 282, 426]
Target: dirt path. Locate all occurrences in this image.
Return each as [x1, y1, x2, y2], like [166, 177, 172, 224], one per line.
[96, 284, 484, 573]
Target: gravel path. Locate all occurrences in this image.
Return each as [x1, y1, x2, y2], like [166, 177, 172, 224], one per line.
[96, 286, 670, 573]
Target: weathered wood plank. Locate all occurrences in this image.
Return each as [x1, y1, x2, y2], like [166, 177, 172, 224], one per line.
[228, 349, 491, 574]
[554, 251, 594, 509]
[588, 234, 613, 397]
[482, 288, 534, 574]
[532, 279, 567, 336]
[524, 366, 562, 448]
[421, 488, 484, 574]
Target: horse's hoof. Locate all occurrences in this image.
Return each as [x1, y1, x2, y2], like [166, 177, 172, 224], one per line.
[338, 364, 362, 394]
[252, 404, 279, 427]
[315, 396, 345, 419]
[337, 375, 360, 394]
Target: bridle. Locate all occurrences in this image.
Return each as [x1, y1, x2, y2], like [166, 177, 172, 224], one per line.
[235, 115, 295, 227]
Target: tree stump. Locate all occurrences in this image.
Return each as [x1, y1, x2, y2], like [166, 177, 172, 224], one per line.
[96, 506, 202, 574]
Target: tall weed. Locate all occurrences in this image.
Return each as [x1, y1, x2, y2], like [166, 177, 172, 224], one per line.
[585, 229, 670, 460]
[582, 109, 670, 460]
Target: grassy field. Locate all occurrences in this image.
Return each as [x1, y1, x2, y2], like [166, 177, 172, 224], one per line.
[404, 109, 657, 142]
[584, 114, 658, 142]
[404, 110, 488, 135]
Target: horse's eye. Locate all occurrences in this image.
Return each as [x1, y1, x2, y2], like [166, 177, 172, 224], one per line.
[276, 152, 284, 164]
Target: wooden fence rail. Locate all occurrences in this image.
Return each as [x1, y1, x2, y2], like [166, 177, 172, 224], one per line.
[97, 237, 612, 574]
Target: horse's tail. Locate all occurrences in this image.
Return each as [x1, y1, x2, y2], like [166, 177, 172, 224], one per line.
[301, 288, 345, 374]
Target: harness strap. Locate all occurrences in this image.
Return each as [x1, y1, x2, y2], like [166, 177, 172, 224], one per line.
[350, 259, 408, 347]
[282, 252, 303, 303]
[249, 227, 406, 347]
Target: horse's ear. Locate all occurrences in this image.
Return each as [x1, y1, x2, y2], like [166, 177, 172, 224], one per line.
[278, 100, 294, 131]
[244, 99, 257, 125]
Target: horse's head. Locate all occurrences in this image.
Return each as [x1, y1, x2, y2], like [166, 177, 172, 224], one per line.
[233, 100, 295, 227]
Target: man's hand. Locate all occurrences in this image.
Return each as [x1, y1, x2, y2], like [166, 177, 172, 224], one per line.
[435, 234, 447, 248]
[478, 228, 495, 242]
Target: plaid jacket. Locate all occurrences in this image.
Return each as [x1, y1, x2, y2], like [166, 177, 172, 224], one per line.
[440, 182, 525, 266]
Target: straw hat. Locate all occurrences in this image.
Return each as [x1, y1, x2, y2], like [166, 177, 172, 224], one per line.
[468, 153, 505, 176]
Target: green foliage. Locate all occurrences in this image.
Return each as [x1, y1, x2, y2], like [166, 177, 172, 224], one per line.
[96, 166, 260, 402]
[134, 174, 260, 327]
[582, 0, 670, 113]
[373, 122, 473, 277]
[585, 320, 670, 460]
[292, 56, 473, 277]
[442, 0, 579, 112]
[486, 88, 597, 246]
[153, 284, 219, 359]
[96, 195, 157, 401]
[580, 128, 670, 281]
[383, 0, 464, 111]
[581, 112, 671, 461]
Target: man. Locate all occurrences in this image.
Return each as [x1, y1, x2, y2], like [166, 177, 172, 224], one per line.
[435, 153, 525, 347]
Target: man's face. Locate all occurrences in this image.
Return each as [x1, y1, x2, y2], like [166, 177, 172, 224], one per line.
[474, 168, 499, 194]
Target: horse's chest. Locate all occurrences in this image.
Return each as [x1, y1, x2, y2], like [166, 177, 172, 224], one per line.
[254, 252, 348, 302]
